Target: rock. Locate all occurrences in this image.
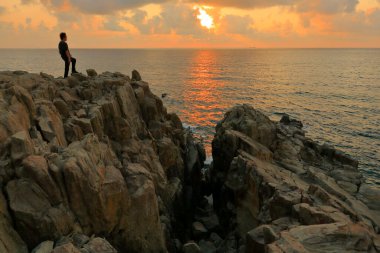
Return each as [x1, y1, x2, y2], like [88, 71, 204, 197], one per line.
[0, 191, 28, 253]
[71, 73, 87, 81]
[132, 70, 142, 81]
[209, 232, 223, 247]
[0, 70, 206, 252]
[82, 238, 117, 253]
[199, 213, 220, 231]
[72, 233, 90, 248]
[162, 93, 167, 98]
[199, 240, 217, 253]
[357, 184, 380, 211]
[183, 242, 201, 253]
[31, 241, 54, 253]
[292, 203, 350, 225]
[263, 225, 279, 244]
[52, 243, 81, 253]
[210, 105, 379, 253]
[121, 163, 166, 252]
[6, 179, 74, 247]
[272, 222, 375, 252]
[246, 225, 270, 253]
[11, 131, 34, 162]
[20, 155, 62, 204]
[86, 69, 98, 77]
[40, 72, 54, 79]
[337, 180, 357, 194]
[192, 221, 208, 238]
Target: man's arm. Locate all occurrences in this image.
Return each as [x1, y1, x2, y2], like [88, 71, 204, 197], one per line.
[65, 50, 71, 62]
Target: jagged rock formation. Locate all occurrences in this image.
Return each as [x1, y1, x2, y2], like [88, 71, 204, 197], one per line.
[209, 105, 380, 252]
[0, 70, 205, 252]
[1, 70, 379, 253]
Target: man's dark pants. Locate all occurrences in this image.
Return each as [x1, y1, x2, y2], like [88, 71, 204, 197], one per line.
[62, 57, 77, 78]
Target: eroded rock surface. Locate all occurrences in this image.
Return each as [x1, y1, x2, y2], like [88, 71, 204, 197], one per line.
[0, 70, 205, 252]
[210, 104, 379, 252]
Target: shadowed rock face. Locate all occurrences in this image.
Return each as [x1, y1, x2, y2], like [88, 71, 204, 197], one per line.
[0, 70, 205, 252]
[210, 104, 380, 252]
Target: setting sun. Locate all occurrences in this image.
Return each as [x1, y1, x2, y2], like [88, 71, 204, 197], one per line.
[194, 6, 215, 29]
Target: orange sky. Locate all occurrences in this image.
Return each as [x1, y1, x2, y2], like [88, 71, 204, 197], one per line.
[0, 0, 379, 48]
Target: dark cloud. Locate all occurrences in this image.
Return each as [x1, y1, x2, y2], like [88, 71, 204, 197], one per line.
[190, 0, 359, 14]
[42, 0, 173, 14]
[189, 0, 295, 9]
[295, 0, 359, 14]
[39, 0, 361, 16]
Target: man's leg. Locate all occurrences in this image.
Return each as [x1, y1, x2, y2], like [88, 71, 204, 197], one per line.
[71, 57, 77, 73]
[64, 59, 70, 78]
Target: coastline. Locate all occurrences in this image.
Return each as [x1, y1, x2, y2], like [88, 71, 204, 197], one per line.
[0, 69, 379, 252]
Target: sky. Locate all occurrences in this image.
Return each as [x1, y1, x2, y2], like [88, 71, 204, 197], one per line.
[0, 0, 379, 48]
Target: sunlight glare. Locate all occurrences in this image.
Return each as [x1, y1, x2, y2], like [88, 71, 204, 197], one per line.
[194, 6, 215, 29]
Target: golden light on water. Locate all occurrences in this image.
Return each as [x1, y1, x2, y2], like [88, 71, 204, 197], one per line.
[194, 6, 215, 29]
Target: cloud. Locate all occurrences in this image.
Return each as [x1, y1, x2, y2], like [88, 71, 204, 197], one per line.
[103, 17, 126, 31]
[295, 0, 359, 14]
[42, 0, 174, 14]
[0, 6, 5, 15]
[189, 0, 295, 9]
[126, 3, 208, 35]
[190, 0, 359, 14]
[219, 15, 254, 34]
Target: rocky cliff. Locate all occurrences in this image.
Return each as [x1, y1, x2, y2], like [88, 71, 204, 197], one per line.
[0, 70, 379, 253]
[0, 70, 205, 253]
[209, 105, 380, 252]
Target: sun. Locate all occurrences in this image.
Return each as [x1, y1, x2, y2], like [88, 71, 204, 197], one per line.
[194, 6, 215, 29]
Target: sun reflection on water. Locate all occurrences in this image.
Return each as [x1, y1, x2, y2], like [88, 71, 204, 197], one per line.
[181, 50, 226, 155]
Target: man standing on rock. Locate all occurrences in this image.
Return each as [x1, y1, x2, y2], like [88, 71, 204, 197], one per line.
[58, 32, 78, 78]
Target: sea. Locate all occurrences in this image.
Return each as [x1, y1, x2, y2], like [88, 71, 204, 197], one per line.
[0, 48, 379, 185]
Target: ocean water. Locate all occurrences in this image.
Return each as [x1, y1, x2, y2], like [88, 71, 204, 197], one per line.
[0, 48, 379, 185]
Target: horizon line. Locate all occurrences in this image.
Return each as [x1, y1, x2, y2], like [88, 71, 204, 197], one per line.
[0, 47, 380, 50]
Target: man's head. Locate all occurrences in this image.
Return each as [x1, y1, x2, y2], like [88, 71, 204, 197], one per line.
[60, 32, 67, 41]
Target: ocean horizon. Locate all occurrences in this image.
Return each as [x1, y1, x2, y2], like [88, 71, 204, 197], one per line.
[1, 48, 379, 185]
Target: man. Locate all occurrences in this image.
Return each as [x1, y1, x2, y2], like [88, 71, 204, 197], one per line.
[58, 32, 78, 78]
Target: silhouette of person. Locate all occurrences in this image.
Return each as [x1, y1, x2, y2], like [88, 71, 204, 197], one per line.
[58, 32, 78, 78]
